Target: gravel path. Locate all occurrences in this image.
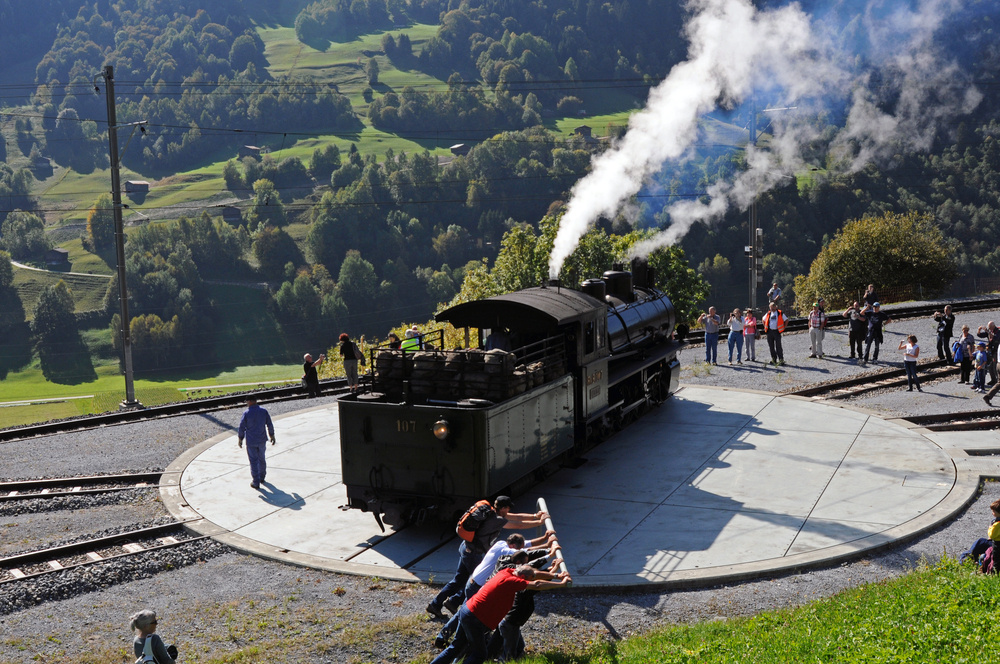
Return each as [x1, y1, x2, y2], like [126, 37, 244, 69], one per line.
[1, 305, 998, 664]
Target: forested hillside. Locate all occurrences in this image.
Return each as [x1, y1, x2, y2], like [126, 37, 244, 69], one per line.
[1, 0, 999, 387]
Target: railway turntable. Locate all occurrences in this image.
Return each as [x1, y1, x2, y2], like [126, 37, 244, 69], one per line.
[161, 386, 991, 589]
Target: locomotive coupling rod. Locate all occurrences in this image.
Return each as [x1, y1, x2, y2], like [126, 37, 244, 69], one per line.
[536, 497, 570, 584]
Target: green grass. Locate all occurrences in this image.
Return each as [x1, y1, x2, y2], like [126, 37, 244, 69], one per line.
[12, 267, 110, 317]
[524, 558, 997, 664]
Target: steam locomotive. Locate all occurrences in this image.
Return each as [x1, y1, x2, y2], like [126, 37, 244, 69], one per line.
[337, 259, 686, 528]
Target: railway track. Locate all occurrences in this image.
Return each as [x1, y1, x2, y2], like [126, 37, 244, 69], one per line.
[785, 360, 959, 399]
[0, 471, 170, 502]
[0, 520, 207, 585]
[903, 410, 1000, 432]
[0, 381, 351, 444]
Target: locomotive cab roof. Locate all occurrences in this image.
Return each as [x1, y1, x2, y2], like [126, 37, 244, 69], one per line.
[436, 286, 605, 333]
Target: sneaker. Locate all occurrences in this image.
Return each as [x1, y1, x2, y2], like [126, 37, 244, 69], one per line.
[777, 360, 785, 366]
[808, 354, 817, 358]
[712, 362, 718, 366]
[917, 387, 923, 392]
[434, 635, 448, 649]
[443, 597, 461, 615]
[426, 603, 444, 619]
[250, 482, 260, 489]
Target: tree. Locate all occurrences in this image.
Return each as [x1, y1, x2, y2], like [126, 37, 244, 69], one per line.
[794, 211, 960, 309]
[245, 179, 287, 230]
[31, 280, 76, 345]
[252, 225, 302, 279]
[0, 250, 12, 288]
[222, 159, 243, 190]
[337, 250, 378, 314]
[1, 209, 50, 259]
[365, 57, 380, 86]
[86, 193, 115, 250]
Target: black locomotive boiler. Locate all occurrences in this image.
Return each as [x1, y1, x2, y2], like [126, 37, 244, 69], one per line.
[337, 260, 685, 527]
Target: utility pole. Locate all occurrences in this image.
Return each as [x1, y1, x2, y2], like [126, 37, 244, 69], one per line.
[747, 97, 763, 310]
[101, 65, 141, 409]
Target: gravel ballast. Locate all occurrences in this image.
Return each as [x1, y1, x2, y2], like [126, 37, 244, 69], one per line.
[1, 305, 998, 663]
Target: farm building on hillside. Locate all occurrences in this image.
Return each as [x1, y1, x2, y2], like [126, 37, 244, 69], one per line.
[222, 206, 242, 225]
[45, 248, 69, 267]
[125, 180, 150, 194]
[239, 145, 264, 159]
[449, 143, 471, 156]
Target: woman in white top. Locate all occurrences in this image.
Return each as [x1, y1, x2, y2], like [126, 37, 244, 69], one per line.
[742, 308, 758, 362]
[727, 308, 744, 364]
[898, 334, 922, 392]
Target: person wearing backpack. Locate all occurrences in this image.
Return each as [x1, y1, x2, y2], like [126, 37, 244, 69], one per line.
[130, 609, 177, 664]
[426, 496, 548, 620]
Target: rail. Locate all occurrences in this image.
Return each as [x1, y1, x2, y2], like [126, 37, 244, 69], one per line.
[0, 380, 350, 443]
[0, 471, 168, 501]
[0, 520, 206, 584]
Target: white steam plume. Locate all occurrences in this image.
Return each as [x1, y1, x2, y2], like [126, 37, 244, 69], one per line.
[549, 0, 980, 276]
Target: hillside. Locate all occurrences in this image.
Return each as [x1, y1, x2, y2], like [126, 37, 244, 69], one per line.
[0, 0, 999, 410]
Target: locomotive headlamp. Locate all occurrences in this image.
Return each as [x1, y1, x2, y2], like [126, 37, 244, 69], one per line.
[433, 419, 450, 440]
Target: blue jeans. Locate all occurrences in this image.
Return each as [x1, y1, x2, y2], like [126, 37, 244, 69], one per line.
[439, 579, 481, 641]
[904, 361, 920, 389]
[727, 331, 743, 362]
[432, 542, 482, 609]
[431, 605, 489, 664]
[705, 332, 719, 363]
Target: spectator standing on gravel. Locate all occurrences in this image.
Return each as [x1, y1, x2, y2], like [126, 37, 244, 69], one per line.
[727, 309, 744, 364]
[843, 301, 867, 360]
[767, 283, 782, 304]
[958, 324, 976, 384]
[339, 333, 362, 393]
[763, 302, 787, 366]
[863, 284, 879, 308]
[698, 307, 722, 365]
[973, 341, 989, 393]
[808, 302, 827, 358]
[430, 565, 571, 664]
[302, 352, 325, 398]
[130, 609, 177, 664]
[427, 497, 548, 620]
[238, 396, 275, 490]
[862, 302, 892, 365]
[898, 335, 922, 392]
[743, 308, 758, 362]
[934, 306, 955, 362]
[976, 322, 999, 387]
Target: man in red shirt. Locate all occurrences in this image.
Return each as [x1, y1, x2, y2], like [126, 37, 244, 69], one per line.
[429, 565, 571, 664]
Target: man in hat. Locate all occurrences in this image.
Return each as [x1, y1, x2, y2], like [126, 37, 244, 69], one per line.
[427, 496, 548, 619]
[237, 396, 275, 489]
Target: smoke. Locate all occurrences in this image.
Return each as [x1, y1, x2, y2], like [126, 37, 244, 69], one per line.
[548, 0, 980, 277]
